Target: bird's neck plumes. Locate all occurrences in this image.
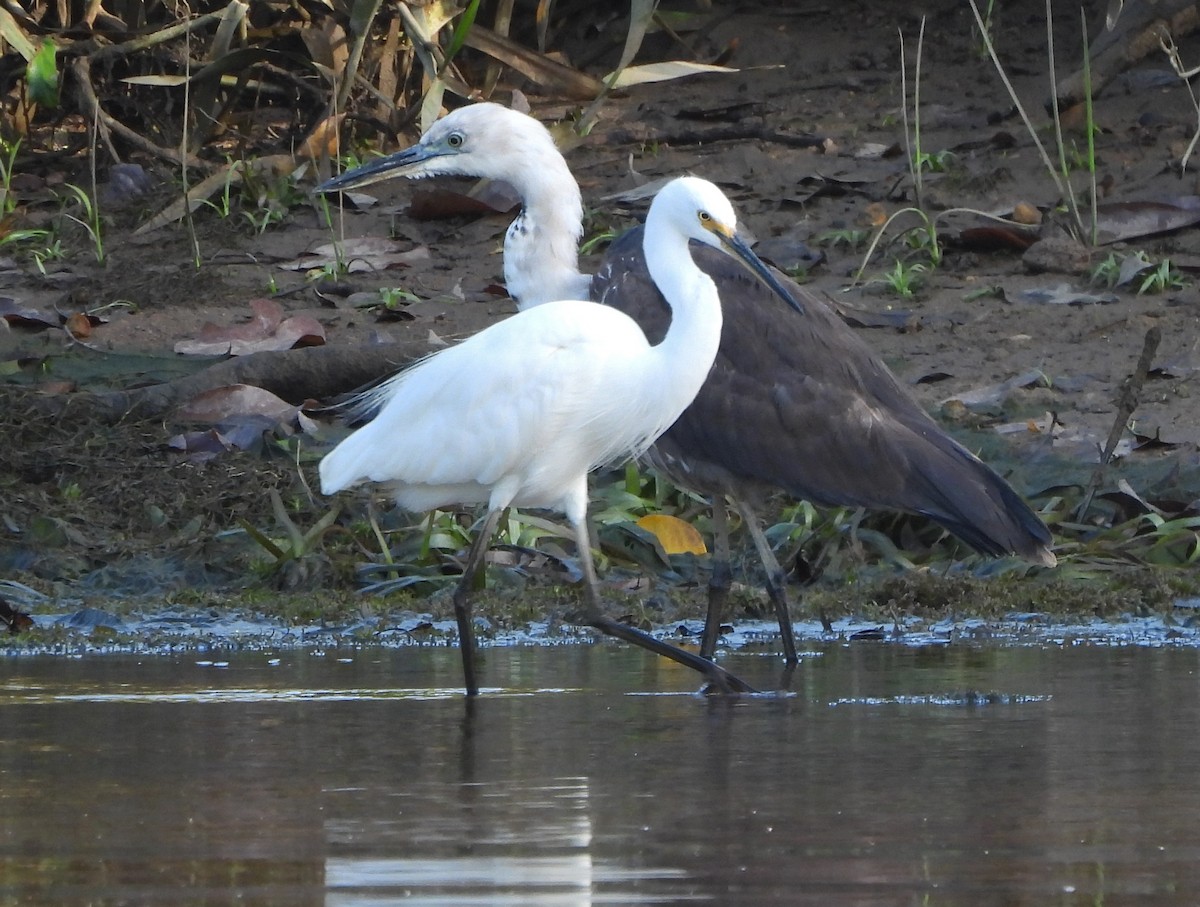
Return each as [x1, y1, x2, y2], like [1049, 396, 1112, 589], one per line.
[502, 146, 589, 309]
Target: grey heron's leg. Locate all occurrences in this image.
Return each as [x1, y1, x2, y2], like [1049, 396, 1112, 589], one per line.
[452, 507, 504, 697]
[700, 500, 732, 660]
[733, 498, 801, 664]
[570, 516, 758, 695]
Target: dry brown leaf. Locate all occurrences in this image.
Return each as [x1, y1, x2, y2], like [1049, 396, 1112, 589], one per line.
[0, 298, 57, 329]
[135, 164, 245, 235]
[463, 24, 604, 99]
[174, 384, 297, 423]
[299, 113, 347, 162]
[173, 298, 326, 356]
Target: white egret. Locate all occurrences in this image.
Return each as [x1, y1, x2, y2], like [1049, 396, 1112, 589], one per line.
[320, 176, 804, 696]
[319, 103, 1055, 667]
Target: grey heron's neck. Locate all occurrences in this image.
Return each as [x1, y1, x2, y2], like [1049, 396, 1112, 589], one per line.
[502, 159, 590, 309]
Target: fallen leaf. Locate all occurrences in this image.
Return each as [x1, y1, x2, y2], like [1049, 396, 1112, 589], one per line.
[831, 300, 918, 330]
[0, 297, 58, 329]
[298, 113, 347, 161]
[609, 60, 740, 88]
[135, 154, 297, 235]
[1116, 254, 1154, 287]
[167, 414, 308, 462]
[941, 368, 1047, 409]
[1093, 197, 1200, 245]
[957, 226, 1037, 252]
[462, 24, 604, 99]
[173, 298, 325, 355]
[636, 514, 707, 556]
[174, 384, 298, 423]
[1011, 285, 1118, 306]
[251, 314, 325, 353]
[408, 184, 520, 220]
[167, 427, 235, 458]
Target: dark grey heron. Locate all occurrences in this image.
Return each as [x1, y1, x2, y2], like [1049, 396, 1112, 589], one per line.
[318, 103, 1055, 667]
[320, 176, 805, 697]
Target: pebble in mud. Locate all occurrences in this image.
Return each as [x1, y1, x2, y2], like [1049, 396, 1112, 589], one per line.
[1022, 236, 1094, 275]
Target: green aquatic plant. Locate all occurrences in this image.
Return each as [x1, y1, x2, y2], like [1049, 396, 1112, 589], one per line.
[1138, 258, 1188, 295]
[878, 259, 927, 298]
[0, 136, 20, 216]
[815, 228, 870, 251]
[1089, 251, 1122, 288]
[59, 183, 104, 264]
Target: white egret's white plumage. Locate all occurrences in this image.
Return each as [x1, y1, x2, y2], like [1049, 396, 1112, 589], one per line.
[319, 176, 800, 697]
[320, 178, 726, 515]
[319, 103, 1055, 669]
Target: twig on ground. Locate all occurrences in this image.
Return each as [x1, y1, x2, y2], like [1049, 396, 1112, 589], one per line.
[17, 343, 435, 422]
[1075, 325, 1162, 521]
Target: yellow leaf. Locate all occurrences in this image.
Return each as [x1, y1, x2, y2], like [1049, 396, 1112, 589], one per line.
[608, 61, 739, 89]
[636, 514, 707, 556]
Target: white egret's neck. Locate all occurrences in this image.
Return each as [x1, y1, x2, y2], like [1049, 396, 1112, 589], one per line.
[501, 145, 590, 309]
[640, 203, 724, 419]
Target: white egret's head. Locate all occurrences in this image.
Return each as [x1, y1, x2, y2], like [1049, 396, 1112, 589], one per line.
[316, 103, 559, 192]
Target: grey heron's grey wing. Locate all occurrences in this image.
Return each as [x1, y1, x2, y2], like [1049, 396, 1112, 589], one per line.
[591, 226, 673, 345]
[592, 227, 1051, 561]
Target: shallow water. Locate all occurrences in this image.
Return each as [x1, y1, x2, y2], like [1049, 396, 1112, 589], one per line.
[2, 638, 1199, 906]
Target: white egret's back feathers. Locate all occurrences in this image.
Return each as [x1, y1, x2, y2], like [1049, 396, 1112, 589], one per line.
[319, 177, 731, 521]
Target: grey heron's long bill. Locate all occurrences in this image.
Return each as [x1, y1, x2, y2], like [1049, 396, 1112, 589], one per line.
[704, 225, 806, 318]
[316, 144, 441, 193]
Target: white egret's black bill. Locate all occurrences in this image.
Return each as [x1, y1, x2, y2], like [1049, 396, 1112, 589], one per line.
[316, 146, 439, 194]
[715, 230, 806, 317]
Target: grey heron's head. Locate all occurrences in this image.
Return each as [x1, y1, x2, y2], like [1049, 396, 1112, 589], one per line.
[315, 103, 559, 194]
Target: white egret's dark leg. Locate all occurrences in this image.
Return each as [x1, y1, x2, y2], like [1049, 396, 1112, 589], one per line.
[700, 501, 732, 660]
[734, 499, 800, 664]
[569, 516, 757, 695]
[453, 507, 503, 697]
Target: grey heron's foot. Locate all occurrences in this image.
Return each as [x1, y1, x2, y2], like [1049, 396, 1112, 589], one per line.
[763, 570, 799, 665]
[817, 607, 833, 635]
[700, 558, 733, 661]
[580, 612, 758, 694]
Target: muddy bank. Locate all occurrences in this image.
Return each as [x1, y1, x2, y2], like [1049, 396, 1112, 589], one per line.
[4, 1, 1200, 641]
